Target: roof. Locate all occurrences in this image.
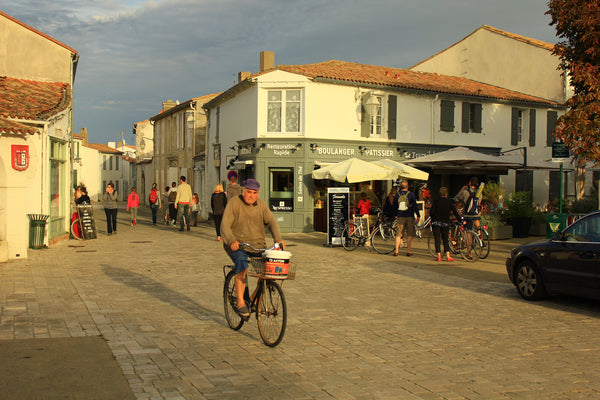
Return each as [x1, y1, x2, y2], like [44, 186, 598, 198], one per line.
[83, 142, 123, 154]
[275, 60, 561, 106]
[122, 155, 136, 163]
[0, 10, 78, 55]
[150, 92, 222, 122]
[411, 25, 555, 69]
[0, 76, 72, 135]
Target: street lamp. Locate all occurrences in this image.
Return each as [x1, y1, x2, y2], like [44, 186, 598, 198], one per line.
[365, 93, 380, 116]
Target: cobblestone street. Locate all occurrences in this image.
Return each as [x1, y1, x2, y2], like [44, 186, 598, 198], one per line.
[1, 208, 600, 399]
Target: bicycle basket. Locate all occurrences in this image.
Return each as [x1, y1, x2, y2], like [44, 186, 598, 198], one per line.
[248, 255, 296, 280]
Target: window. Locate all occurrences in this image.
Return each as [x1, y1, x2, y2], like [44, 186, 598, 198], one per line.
[461, 103, 482, 133]
[267, 90, 301, 133]
[115, 155, 119, 171]
[269, 168, 294, 212]
[369, 96, 383, 136]
[109, 155, 113, 170]
[103, 155, 107, 170]
[440, 100, 455, 132]
[515, 170, 533, 194]
[511, 108, 524, 145]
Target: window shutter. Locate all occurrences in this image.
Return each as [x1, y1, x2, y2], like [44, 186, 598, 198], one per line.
[511, 107, 519, 146]
[360, 96, 369, 138]
[547, 110, 558, 146]
[461, 103, 470, 133]
[387, 95, 397, 140]
[473, 104, 482, 133]
[440, 100, 455, 132]
[529, 109, 536, 147]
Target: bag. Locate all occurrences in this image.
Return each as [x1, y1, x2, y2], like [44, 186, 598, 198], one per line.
[397, 191, 409, 212]
[465, 190, 479, 215]
[168, 190, 177, 202]
[149, 190, 158, 204]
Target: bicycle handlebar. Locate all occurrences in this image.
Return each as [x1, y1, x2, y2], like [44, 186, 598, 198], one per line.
[238, 242, 285, 252]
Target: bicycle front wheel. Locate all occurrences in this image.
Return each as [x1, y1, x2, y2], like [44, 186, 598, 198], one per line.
[370, 225, 396, 254]
[223, 270, 244, 330]
[257, 280, 287, 347]
[427, 234, 437, 257]
[342, 223, 360, 251]
[71, 218, 84, 240]
[479, 229, 491, 259]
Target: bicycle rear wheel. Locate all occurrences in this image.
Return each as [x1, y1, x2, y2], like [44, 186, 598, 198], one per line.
[427, 234, 437, 257]
[223, 270, 244, 330]
[461, 230, 481, 262]
[370, 225, 396, 254]
[71, 218, 84, 240]
[479, 229, 491, 259]
[257, 280, 287, 347]
[342, 223, 360, 251]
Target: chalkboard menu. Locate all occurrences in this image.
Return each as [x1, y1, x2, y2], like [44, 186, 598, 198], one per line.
[327, 187, 349, 246]
[77, 205, 97, 240]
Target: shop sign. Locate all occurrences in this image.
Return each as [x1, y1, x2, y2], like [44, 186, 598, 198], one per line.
[266, 144, 296, 156]
[315, 147, 355, 156]
[11, 145, 29, 171]
[297, 165, 303, 204]
[270, 199, 293, 212]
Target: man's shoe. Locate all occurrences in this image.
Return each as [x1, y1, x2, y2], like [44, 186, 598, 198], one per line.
[237, 305, 250, 317]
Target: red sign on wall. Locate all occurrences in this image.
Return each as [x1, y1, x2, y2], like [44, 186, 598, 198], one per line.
[11, 145, 29, 171]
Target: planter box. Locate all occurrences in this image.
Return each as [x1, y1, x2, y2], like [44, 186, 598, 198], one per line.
[487, 225, 512, 240]
[529, 223, 546, 237]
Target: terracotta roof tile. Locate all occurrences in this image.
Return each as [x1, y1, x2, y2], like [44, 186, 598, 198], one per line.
[277, 60, 561, 106]
[83, 142, 123, 154]
[0, 117, 39, 135]
[0, 76, 71, 120]
[150, 92, 222, 121]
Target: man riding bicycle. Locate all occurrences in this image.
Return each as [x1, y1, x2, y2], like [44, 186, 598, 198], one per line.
[220, 179, 285, 317]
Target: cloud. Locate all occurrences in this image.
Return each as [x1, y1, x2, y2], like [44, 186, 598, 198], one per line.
[3, 0, 557, 143]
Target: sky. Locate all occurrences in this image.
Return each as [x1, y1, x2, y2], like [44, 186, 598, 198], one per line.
[2, 0, 559, 146]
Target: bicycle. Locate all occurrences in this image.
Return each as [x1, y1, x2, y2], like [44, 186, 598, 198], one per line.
[71, 203, 96, 240]
[223, 243, 295, 347]
[415, 215, 431, 239]
[342, 208, 397, 254]
[71, 213, 84, 240]
[475, 224, 491, 259]
[446, 221, 482, 261]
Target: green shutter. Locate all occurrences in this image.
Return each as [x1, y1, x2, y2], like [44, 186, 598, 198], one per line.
[461, 102, 470, 133]
[473, 104, 482, 133]
[511, 108, 519, 146]
[387, 95, 397, 140]
[529, 109, 536, 147]
[440, 100, 455, 132]
[547, 110, 558, 146]
[360, 96, 369, 138]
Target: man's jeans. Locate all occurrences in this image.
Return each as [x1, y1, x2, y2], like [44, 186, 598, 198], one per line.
[177, 203, 189, 229]
[228, 249, 262, 274]
[150, 203, 159, 224]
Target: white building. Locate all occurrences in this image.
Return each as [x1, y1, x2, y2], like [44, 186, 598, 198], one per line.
[0, 10, 78, 259]
[202, 52, 565, 233]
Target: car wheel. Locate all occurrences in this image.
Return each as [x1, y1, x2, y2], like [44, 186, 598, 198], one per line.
[515, 260, 547, 301]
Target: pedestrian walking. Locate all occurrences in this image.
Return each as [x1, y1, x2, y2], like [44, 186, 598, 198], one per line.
[103, 182, 118, 235]
[148, 183, 161, 225]
[191, 193, 200, 227]
[168, 182, 177, 225]
[211, 183, 227, 241]
[393, 179, 420, 256]
[161, 186, 170, 225]
[127, 187, 140, 226]
[430, 187, 462, 262]
[175, 176, 193, 231]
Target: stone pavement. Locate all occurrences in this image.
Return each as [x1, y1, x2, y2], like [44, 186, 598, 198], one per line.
[1, 207, 600, 399]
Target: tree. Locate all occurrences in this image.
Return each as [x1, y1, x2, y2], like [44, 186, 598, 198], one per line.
[547, 0, 600, 163]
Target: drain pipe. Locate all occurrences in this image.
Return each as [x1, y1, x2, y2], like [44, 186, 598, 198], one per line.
[430, 94, 439, 144]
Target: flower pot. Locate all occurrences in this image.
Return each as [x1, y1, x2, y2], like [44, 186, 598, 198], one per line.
[512, 217, 532, 238]
[487, 225, 512, 240]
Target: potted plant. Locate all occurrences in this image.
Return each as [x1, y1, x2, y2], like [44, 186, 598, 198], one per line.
[529, 210, 547, 236]
[481, 213, 511, 240]
[482, 182, 505, 213]
[504, 191, 534, 238]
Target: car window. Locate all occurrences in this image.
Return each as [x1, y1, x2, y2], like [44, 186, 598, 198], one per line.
[564, 214, 600, 242]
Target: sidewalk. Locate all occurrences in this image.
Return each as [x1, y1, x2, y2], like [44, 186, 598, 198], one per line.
[2, 206, 596, 400]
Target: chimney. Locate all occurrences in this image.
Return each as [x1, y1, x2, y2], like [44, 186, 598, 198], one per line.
[238, 71, 251, 83]
[260, 51, 274, 72]
[80, 127, 88, 145]
[162, 100, 177, 112]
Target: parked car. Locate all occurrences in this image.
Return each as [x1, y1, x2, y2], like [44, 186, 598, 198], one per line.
[506, 210, 600, 301]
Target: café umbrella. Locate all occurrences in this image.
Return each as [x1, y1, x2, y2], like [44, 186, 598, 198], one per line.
[312, 157, 397, 183]
[370, 159, 429, 181]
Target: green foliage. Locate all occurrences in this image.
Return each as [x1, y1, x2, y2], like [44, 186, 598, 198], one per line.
[547, 0, 600, 163]
[482, 183, 505, 212]
[503, 191, 535, 222]
[570, 186, 599, 213]
[481, 213, 506, 227]
[532, 210, 547, 225]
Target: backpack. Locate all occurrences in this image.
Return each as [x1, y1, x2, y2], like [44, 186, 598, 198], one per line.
[465, 189, 479, 215]
[168, 190, 177, 202]
[397, 191, 410, 212]
[149, 190, 158, 204]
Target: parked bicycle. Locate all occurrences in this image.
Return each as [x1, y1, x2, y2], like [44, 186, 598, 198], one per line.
[223, 243, 295, 347]
[415, 215, 431, 239]
[70, 203, 96, 240]
[341, 208, 397, 254]
[431, 221, 482, 261]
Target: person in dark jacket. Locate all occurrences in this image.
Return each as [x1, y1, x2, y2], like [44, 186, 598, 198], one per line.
[211, 183, 227, 241]
[430, 186, 463, 262]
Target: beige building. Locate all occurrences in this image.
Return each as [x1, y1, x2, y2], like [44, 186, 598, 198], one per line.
[0, 11, 78, 260]
[148, 94, 220, 218]
[133, 119, 154, 206]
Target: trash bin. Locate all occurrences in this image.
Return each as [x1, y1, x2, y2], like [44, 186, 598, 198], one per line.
[27, 214, 49, 249]
[546, 213, 567, 238]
